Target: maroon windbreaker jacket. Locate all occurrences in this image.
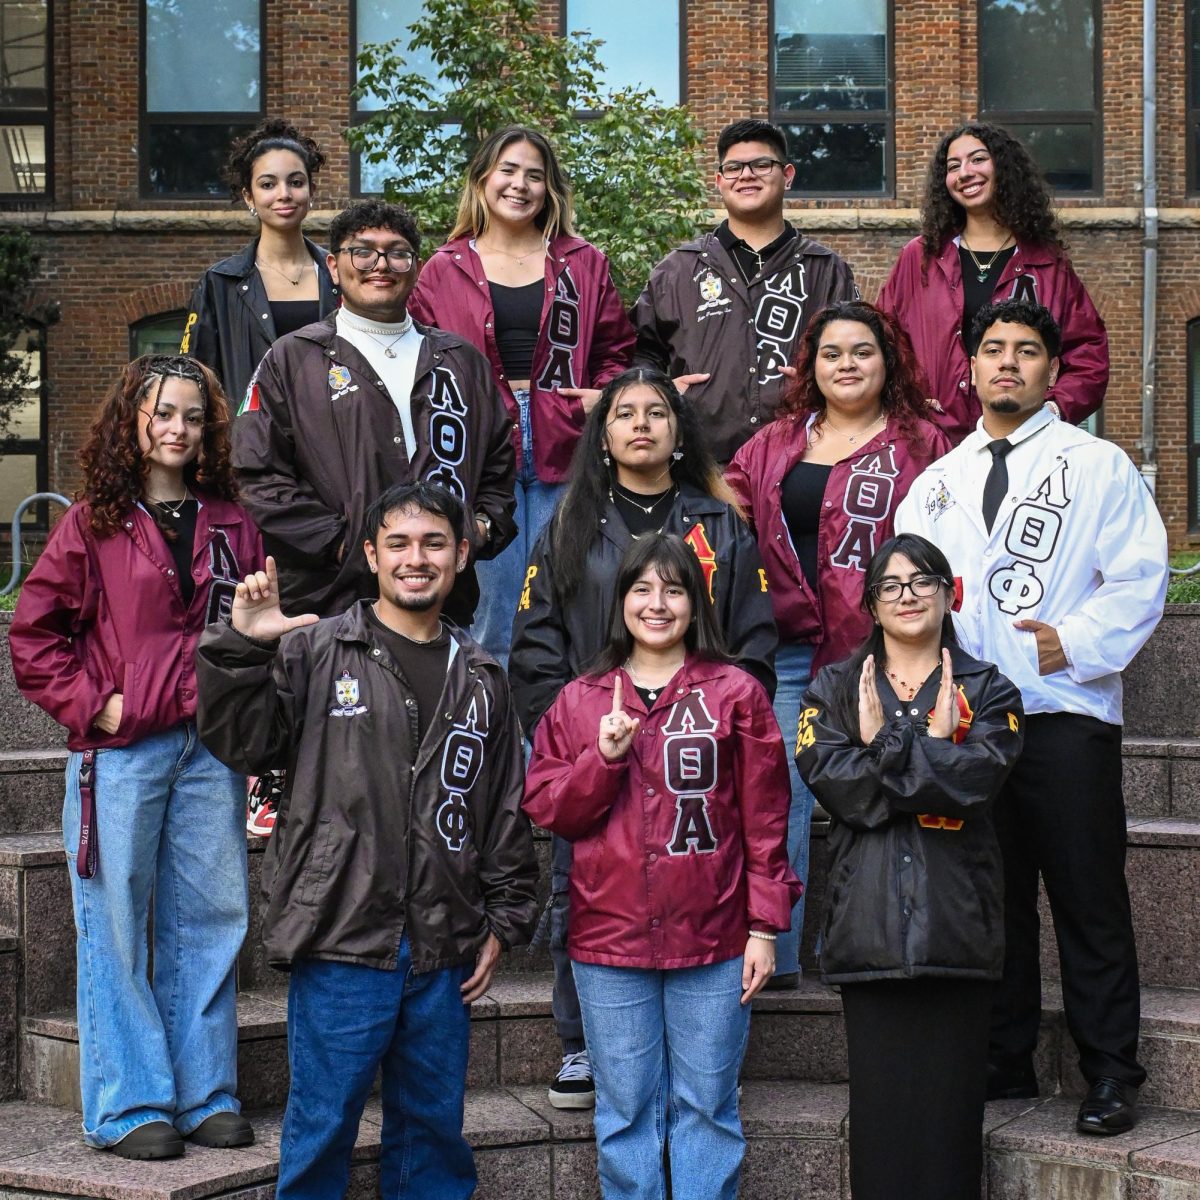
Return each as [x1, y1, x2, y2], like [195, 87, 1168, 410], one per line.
[877, 236, 1108, 444]
[726, 414, 951, 671]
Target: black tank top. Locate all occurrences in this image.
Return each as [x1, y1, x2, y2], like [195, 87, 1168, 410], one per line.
[489, 280, 542, 378]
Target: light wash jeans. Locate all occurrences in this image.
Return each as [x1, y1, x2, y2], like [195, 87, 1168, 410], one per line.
[772, 640, 817, 975]
[276, 937, 474, 1200]
[473, 388, 567, 667]
[63, 725, 247, 1147]
[572, 956, 751, 1200]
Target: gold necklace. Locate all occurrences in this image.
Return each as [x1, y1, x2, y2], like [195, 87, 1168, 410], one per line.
[820, 412, 885, 445]
[884, 663, 939, 702]
[960, 234, 1014, 283]
[609, 481, 676, 515]
[477, 238, 546, 265]
[256, 256, 308, 287]
[147, 489, 191, 519]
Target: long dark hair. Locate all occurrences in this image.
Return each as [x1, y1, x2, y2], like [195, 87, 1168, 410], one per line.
[548, 367, 735, 603]
[830, 534, 958, 736]
[778, 300, 934, 453]
[920, 121, 1065, 259]
[588, 534, 733, 676]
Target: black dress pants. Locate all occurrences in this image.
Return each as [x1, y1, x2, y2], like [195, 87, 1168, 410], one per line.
[989, 711, 1145, 1088]
[842, 978, 993, 1200]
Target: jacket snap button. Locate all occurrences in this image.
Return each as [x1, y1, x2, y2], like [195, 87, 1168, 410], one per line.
[405, 698, 414, 706]
[910, 707, 919, 716]
[125, 521, 133, 528]
[750, 416, 758, 423]
[372, 648, 381, 656]
[894, 709, 902, 717]
[651, 918, 660, 928]
[394, 436, 402, 444]
[444, 712, 452, 720]
[903, 907, 912, 917]
[959, 380, 967, 389]
[677, 687, 685, 695]
[241, 284, 248, 291]
[649, 853, 658, 863]
[261, 313, 269, 320]
[167, 569, 175, 576]
[903, 855, 912, 863]
[645, 787, 655, 795]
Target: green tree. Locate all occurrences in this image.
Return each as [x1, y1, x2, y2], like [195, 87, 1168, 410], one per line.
[0, 228, 58, 443]
[348, 0, 707, 302]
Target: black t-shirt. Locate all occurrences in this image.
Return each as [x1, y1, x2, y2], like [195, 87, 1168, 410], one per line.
[270, 299, 321, 339]
[781, 460, 833, 590]
[715, 219, 798, 285]
[151, 496, 199, 605]
[366, 607, 452, 749]
[489, 279, 542, 379]
[959, 244, 1017, 346]
[610, 485, 677, 538]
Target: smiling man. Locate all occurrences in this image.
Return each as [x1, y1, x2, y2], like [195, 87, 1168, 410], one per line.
[232, 199, 516, 627]
[195, 481, 538, 1200]
[632, 119, 857, 463]
[896, 300, 1168, 1138]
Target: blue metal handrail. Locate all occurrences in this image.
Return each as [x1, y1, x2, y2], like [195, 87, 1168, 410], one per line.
[1, 492, 71, 595]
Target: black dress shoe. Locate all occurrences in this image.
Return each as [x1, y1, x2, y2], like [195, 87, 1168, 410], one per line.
[986, 1059, 1039, 1101]
[107, 1121, 185, 1160]
[187, 1111, 255, 1148]
[1077, 1077, 1137, 1136]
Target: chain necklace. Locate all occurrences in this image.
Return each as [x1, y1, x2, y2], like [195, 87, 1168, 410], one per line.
[356, 314, 414, 359]
[609, 481, 676, 516]
[884, 663, 939, 702]
[256, 256, 308, 287]
[148, 490, 191, 520]
[623, 658, 683, 702]
[960, 234, 1014, 284]
[476, 237, 546, 265]
[819, 412, 885, 445]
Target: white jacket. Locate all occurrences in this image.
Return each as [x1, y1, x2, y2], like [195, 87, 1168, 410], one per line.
[896, 407, 1167, 724]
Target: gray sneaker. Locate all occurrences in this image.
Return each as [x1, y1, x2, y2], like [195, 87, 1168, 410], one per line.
[548, 1050, 595, 1109]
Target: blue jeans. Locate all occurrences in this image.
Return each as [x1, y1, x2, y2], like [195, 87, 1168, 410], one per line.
[473, 388, 567, 666]
[63, 725, 248, 1147]
[772, 640, 817, 975]
[277, 937, 474, 1200]
[572, 956, 751, 1200]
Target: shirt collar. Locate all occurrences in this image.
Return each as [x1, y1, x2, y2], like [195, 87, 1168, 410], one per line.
[971, 402, 1056, 453]
[714, 218, 796, 259]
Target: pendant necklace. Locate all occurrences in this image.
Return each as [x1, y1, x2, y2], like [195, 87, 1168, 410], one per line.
[624, 659, 680, 702]
[884, 663, 939, 702]
[150, 491, 190, 520]
[960, 235, 1013, 284]
[820, 412, 885, 445]
[256, 257, 307, 286]
[359, 314, 414, 359]
[609, 481, 676, 515]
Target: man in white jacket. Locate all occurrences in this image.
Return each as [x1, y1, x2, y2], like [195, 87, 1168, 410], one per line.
[896, 299, 1167, 1137]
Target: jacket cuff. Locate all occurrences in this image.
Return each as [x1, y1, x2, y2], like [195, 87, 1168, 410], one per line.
[745, 871, 801, 933]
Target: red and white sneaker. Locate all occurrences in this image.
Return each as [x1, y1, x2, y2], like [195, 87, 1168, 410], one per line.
[246, 771, 283, 838]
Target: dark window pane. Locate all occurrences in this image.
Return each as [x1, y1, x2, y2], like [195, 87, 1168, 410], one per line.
[567, 0, 680, 104]
[132, 312, 187, 358]
[979, 0, 1094, 112]
[0, 0, 47, 107]
[145, 0, 260, 113]
[145, 123, 255, 197]
[1003, 122, 1094, 192]
[782, 122, 887, 193]
[774, 0, 886, 113]
[0, 122, 45, 193]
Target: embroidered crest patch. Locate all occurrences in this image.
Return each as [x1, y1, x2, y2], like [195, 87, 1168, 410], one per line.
[328, 364, 359, 401]
[695, 269, 731, 322]
[924, 480, 955, 520]
[329, 669, 368, 717]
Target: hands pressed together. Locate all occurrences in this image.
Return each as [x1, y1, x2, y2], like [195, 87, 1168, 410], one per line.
[858, 647, 959, 745]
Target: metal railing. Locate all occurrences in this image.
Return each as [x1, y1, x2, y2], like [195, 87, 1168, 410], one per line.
[1, 492, 71, 595]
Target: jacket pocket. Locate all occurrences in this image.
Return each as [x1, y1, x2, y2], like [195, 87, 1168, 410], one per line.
[298, 818, 337, 909]
[114, 662, 148, 742]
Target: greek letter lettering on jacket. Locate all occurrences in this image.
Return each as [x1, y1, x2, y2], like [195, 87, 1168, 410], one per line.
[195, 602, 539, 973]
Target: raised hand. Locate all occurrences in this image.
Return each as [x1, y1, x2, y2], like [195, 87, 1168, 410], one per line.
[231, 556, 319, 642]
[926, 648, 958, 739]
[858, 654, 885, 746]
[598, 675, 640, 762]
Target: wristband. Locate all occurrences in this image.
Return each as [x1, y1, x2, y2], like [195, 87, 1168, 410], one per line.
[748, 930, 777, 942]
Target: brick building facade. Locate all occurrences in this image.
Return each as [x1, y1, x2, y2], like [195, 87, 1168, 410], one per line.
[1, 0, 1197, 544]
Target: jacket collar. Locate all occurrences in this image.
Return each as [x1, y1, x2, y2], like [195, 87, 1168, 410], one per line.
[330, 601, 498, 673]
[295, 311, 474, 358]
[579, 654, 734, 714]
[208, 235, 333, 279]
[934, 234, 1058, 283]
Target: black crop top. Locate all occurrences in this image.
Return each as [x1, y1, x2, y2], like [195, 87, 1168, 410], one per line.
[489, 279, 542, 379]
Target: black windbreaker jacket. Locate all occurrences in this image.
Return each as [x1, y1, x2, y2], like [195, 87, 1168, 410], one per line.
[509, 483, 778, 734]
[181, 237, 340, 407]
[796, 644, 1024, 984]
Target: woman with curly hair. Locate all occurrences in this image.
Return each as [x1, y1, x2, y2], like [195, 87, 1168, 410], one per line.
[510, 365, 776, 1111]
[181, 119, 339, 412]
[877, 120, 1108, 444]
[410, 125, 634, 664]
[726, 301, 951, 983]
[10, 355, 263, 1160]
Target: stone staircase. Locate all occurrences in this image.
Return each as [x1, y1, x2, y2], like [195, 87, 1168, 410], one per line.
[1, 606, 1198, 1198]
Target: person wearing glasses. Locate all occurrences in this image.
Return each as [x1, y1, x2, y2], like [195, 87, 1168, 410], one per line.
[632, 119, 858, 465]
[410, 126, 635, 664]
[796, 533, 1024, 1200]
[181, 120, 339, 411]
[232, 199, 516, 627]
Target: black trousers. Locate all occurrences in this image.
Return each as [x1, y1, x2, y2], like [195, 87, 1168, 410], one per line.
[989, 711, 1145, 1087]
[842, 978, 993, 1200]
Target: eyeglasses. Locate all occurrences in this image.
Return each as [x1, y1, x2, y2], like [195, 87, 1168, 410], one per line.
[718, 157, 785, 179]
[339, 246, 416, 272]
[869, 575, 947, 603]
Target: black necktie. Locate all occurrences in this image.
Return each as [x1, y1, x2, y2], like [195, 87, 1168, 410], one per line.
[982, 438, 1014, 532]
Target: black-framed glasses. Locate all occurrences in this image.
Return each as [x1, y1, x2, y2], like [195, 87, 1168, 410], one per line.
[339, 246, 416, 272]
[718, 157, 785, 179]
[869, 575, 948, 603]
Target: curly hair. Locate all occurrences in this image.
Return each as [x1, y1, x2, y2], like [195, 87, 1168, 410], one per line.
[777, 301, 935, 454]
[920, 121, 1064, 258]
[329, 199, 422, 257]
[548, 367, 738, 604]
[222, 118, 326, 203]
[447, 126, 574, 243]
[79, 355, 239, 539]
